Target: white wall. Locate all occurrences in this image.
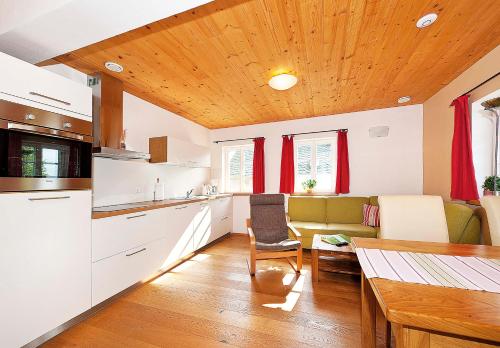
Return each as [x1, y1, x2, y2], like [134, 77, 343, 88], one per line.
[210, 104, 424, 232]
[93, 93, 211, 206]
[44, 64, 211, 207]
[472, 89, 500, 196]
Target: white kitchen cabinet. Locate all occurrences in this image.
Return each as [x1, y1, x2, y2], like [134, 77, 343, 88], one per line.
[149, 136, 211, 167]
[193, 201, 211, 250]
[0, 190, 91, 348]
[0, 52, 92, 120]
[92, 208, 167, 262]
[92, 236, 172, 306]
[164, 203, 198, 259]
[209, 196, 233, 244]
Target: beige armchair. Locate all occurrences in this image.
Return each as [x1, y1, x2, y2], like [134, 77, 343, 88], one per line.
[480, 196, 500, 246]
[247, 194, 302, 276]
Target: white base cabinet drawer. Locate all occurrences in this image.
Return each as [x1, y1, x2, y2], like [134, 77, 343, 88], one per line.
[92, 208, 166, 262]
[92, 237, 169, 306]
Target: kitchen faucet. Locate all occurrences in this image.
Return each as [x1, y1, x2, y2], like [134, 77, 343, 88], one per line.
[186, 189, 194, 198]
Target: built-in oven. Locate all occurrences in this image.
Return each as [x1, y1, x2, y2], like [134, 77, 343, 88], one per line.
[0, 99, 92, 191]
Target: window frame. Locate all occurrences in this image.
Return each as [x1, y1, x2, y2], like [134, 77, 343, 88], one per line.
[294, 136, 336, 193]
[222, 143, 254, 193]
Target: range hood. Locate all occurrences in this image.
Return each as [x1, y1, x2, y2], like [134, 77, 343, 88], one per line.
[88, 73, 150, 160]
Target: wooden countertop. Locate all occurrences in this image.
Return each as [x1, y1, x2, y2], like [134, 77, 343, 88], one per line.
[92, 194, 232, 219]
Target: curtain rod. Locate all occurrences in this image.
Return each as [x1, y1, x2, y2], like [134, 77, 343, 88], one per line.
[461, 72, 499, 97]
[283, 128, 348, 137]
[213, 136, 264, 144]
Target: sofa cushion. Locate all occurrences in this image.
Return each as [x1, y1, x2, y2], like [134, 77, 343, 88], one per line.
[444, 202, 480, 244]
[289, 221, 377, 248]
[288, 197, 326, 222]
[369, 196, 379, 206]
[326, 223, 377, 238]
[326, 197, 369, 223]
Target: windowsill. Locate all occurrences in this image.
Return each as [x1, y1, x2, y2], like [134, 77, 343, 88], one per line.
[291, 192, 339, 197]
[225, 192, 252, 196]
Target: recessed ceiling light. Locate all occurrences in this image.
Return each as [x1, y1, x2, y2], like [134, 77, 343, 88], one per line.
[104, 61, 123, 73]
[269, 73, 298, 90]
[398, 96, 411, 104]
[416, 13, 438, 28]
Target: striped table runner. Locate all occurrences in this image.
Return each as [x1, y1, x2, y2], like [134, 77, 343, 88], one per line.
[356, 248, 500, 293]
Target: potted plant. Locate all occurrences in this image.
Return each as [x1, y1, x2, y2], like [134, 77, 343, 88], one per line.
[302, 179, 317, 194]
[482, 176, 500, 196]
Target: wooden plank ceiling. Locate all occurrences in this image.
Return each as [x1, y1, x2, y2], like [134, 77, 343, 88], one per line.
[54, 0, 500, 129]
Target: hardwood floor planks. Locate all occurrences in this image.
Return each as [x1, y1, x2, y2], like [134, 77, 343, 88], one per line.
[43, 234, 390, 347]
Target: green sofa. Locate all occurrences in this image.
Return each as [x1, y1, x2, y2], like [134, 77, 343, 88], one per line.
[288, 196, 482, 249]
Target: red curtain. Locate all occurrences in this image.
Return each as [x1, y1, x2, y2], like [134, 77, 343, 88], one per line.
[450, 95, 479, 200]
[252, 137, 265, 194]
[335, 130, 350, 194]
[279, 135, 295, 193]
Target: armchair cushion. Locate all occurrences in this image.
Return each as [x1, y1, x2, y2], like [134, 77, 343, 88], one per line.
[256, 239, 301, 251]
[250, 194, 288, 243]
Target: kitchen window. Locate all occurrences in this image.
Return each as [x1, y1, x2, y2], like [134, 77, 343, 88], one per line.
[294, 137, 336, 192]
[223, 144, 254, 193]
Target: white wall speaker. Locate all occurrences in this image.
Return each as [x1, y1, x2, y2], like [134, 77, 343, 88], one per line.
[369, 126, 390, 138]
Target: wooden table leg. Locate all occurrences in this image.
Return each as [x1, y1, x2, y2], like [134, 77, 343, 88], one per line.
[311, 249, 319, 282]
[361, 271, 376, 348]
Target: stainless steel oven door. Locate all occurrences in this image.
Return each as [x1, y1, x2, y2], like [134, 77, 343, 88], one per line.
[0, 108, 92, 192]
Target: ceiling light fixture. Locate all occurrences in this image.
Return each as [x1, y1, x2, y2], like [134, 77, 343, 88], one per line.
[416, 13, 438, 28]
[269, 73, 297, 90]
[398, 96, 411, 104]
[104, 61, 124, 73]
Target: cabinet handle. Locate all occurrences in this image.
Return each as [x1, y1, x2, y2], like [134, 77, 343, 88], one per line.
[221, 216, 229, 221]
[29, 196, 70, 201]
[126, 213, 146, 219]
[126, 248, 146, 257]
[175, 206, 187, 210]
[29, 91, 71, 106]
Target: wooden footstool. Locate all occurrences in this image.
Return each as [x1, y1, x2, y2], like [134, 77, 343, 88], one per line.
[311, 234, 360, 282]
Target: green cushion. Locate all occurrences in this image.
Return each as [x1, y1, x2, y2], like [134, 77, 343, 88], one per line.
[289, 221, 376, 248]
[369, 196, 379, 206]
[288, 197, 326, 222]
[326, 197, 369, 223]
[326, 223, 377, 238]
[444, 203, 481, 244]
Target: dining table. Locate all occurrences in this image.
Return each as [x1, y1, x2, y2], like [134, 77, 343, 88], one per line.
[351, 237, 500, 348]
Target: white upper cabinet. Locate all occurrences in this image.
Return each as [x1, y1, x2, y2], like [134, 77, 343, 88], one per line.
[0, 52, 92, 120]
[149, 136, 211, 168]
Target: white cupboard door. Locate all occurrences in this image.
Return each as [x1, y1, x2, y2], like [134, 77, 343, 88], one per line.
[193, 202, 211, 250]
[166, 204, 197, 260]
[0, 52, 92, 119]
[0, 190, 91, 348]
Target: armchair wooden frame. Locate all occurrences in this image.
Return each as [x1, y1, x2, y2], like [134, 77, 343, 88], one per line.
[246, 218, 302, 276]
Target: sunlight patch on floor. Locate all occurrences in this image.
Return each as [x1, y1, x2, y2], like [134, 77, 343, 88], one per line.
[262, 273, 306, 312]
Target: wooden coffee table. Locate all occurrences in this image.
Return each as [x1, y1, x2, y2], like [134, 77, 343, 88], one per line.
[311, 234, 360, 282]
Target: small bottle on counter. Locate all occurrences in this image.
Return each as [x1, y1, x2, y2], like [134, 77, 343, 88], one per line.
[153, 178, 165, 201]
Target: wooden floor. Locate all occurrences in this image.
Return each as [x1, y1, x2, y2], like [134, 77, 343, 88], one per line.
[43, 234, 387, 347]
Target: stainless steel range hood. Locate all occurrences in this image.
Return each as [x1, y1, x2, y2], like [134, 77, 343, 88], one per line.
[93, 146, 151, 160]
[89, 73, 150, 161]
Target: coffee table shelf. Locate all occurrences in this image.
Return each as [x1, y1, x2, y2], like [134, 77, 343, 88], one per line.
[311, 234, 360, 282]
